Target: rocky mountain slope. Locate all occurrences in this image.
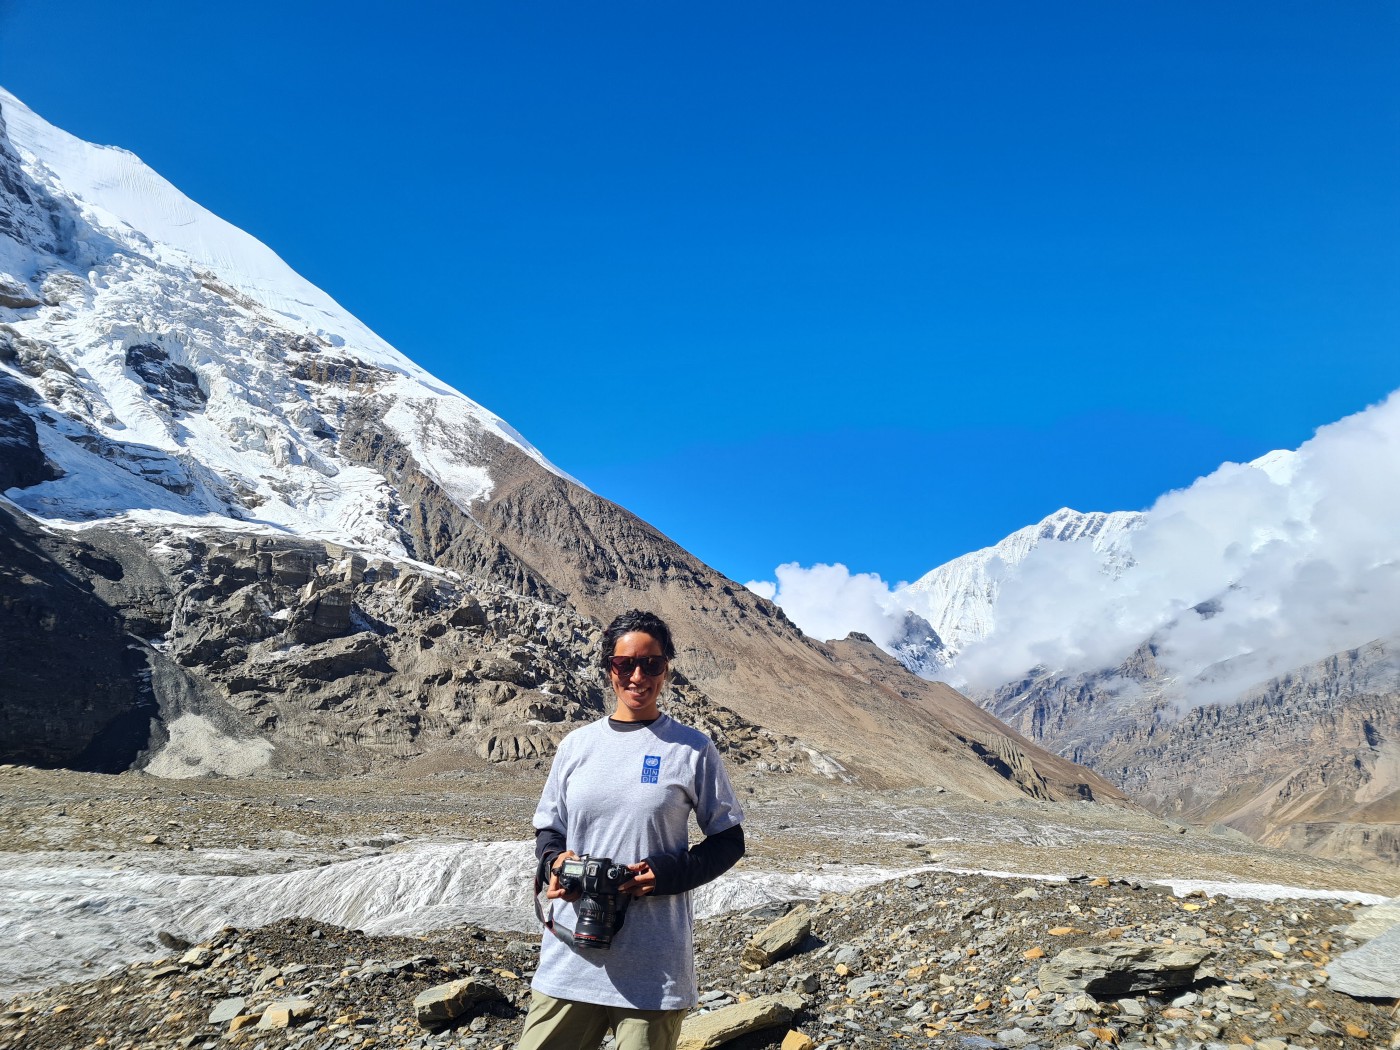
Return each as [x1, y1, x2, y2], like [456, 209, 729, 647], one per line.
[0, 86, 1116, 805]
[983, 636, 1400, 870]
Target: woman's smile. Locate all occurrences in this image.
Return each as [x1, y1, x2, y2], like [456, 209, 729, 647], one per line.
[609, 631, 667, 721]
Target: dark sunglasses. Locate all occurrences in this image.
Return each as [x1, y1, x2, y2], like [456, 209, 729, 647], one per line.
[608, 655, 668, 678]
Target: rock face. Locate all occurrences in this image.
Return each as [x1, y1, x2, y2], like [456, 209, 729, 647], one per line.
[0, 503, 802, 778]
[0, 505, 155, 771]
[982, 637, 1400, 870]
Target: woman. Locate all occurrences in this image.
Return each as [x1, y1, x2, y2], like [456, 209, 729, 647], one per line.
[518, 609, 746, 1050]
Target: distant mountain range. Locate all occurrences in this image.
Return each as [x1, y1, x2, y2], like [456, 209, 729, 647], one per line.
[885, 429, 1399, 869]
[0, 86, 1117, 808]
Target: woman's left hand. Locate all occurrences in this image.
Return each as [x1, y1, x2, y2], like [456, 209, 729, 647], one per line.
[619, 860, 655, 898]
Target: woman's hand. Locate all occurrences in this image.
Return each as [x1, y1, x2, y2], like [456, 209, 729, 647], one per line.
[619, 860, 656, 898]
[547, 850, 581, 901]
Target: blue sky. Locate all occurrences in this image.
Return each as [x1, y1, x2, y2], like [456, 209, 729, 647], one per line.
[3, 1, 1397, 586]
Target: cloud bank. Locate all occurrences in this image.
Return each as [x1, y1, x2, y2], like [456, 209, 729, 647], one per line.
[749, 389, 1400, 708]
[745, 563, 910, 649]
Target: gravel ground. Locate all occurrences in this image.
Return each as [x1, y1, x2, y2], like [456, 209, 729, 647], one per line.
[2, 764, 1398, 1050]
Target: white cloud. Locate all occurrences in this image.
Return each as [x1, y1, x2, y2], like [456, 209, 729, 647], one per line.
[743, 579, 777, 601]
[960, 389, 1400, 704]
[759, 388, 1400, 710]
[746, 562, 909, 647]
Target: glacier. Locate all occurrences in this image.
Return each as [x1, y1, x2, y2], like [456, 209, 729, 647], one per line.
[4, 840, 1385, 1000]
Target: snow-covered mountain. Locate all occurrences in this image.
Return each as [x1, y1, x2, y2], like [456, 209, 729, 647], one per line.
[899, 507, 1145, 663]
[0, 86, 566, 550]
[0, 87, 1120, 805]
[907, 418, 1400, 708]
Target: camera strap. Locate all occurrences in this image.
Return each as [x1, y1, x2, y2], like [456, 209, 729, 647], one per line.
[532, 871, 631, 950]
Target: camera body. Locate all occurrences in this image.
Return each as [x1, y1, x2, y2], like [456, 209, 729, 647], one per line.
[557, 855, 631, 949]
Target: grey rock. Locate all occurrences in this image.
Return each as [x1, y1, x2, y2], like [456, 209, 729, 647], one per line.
[846, 975, 880, 995]
[1327, 923, 1400, 999]
[741, 905, 811, 972]
[1038, 942, 1211, 995]
[157, 931, 192, 951]
[208, 996, 247, 1024]
[412, 977, 503, 1027]
[786, 972, 820, 994]
[675, 992, 805, 1050]
[832, 946, 862, 970]
[1341, 900, 1400, 942]
[256, 998, 316, 1029]
[995, 1030, 1036, 1048]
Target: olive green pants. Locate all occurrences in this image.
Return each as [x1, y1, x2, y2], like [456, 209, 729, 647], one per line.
[516, 989, 686, 1050]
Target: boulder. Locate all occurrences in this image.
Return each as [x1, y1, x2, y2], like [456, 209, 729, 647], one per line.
[741, 905, 812, 972]
[1038, 942, 1211, 995]
[208, 997, 247, 1024]
[256, 998, 316, 1029]
[1327, 924, 1400, 999]
[677, 992, 806, 1050]
[413, 977, 502, 1027]
[1341, 900, 1400, 943]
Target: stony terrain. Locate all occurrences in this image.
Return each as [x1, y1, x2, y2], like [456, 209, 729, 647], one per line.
[2, 765, 1398, 1050]
[5, 874, 1398, 1050]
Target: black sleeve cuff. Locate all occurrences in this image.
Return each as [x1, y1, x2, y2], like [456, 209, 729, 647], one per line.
[535, 827, 567, 884]
[646, 823, 745, 895]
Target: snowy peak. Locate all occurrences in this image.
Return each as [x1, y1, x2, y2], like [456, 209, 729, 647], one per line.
[899, 507, 1145, 656]
[898, 408, 1400, 710]
[0, 86, 568, 556]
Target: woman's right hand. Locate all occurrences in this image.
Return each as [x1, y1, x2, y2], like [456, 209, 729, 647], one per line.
[547, 850, 581, 901]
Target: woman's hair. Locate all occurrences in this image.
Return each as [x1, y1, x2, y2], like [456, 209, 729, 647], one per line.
[599, 609, 677, 671]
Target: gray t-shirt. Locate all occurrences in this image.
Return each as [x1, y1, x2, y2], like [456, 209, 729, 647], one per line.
[530, 713, 745, 1010]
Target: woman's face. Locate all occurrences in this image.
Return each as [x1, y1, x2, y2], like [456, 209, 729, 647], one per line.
[608, 631, 668, 722]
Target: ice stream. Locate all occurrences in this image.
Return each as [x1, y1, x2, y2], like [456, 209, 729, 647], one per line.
[0, 840, 924, 998]
[1, 841, 1386, 999]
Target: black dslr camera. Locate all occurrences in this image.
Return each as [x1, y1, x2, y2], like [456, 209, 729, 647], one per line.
[557, 855, 631, 949]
